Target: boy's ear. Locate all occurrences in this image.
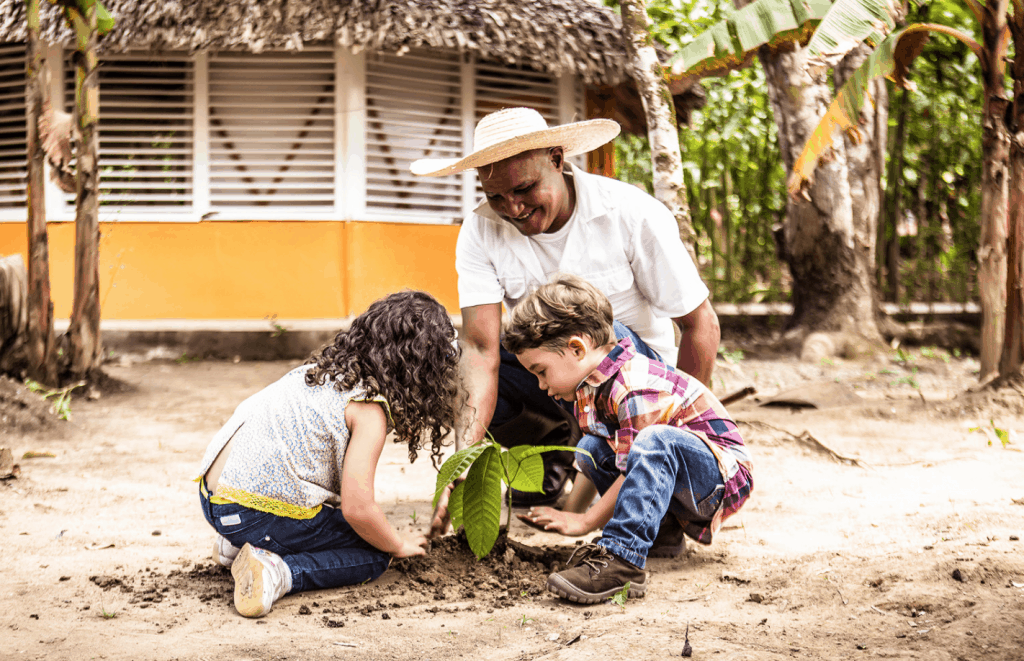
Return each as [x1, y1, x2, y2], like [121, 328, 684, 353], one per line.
[567, 336, 588, 358]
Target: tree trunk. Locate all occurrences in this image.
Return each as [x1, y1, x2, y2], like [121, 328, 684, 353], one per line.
[24, 0, 58, 386]
[758, 41, 880, 344]
[67, 6, 102, 380]
[1001, 16, 1024, 378]
[834, 42, 887, 321]
[618, 0, 697, 257]
[979, 10, 1011, 380]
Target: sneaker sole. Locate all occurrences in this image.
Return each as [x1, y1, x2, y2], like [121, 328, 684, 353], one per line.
[546, 574, 648, 604]
[231, 544, 267, 618]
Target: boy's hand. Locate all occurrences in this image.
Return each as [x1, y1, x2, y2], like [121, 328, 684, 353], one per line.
[518, 507, 592, 536]
[393, 531, 429, 558]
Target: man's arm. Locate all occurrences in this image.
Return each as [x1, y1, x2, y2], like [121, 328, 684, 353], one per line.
[672, 297, 720, 387]
[456, 302, 503, 449]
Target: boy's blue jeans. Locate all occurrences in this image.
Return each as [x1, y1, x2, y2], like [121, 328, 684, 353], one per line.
[576, 426, 725, 569]
[199, 484, 391, 594]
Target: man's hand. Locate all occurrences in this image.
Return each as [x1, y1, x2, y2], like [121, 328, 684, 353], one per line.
[517, 506, 593, 536]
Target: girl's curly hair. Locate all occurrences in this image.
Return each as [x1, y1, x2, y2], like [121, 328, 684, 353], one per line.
[305, 290, 462, 468]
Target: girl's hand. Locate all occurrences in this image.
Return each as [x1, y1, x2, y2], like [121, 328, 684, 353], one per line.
[393, 530, 429, 558]
[517, 507, 592, 536]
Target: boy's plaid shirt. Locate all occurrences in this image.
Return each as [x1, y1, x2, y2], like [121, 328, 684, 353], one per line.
[574, 337, 753, 544]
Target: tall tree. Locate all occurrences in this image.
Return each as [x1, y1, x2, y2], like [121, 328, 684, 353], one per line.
[783, 2, 1015, 380]
[63, 0, 109, 380]
[24, 0, 58, 385]
[619, 0, 697, 254]
[670, 0, 890, 350]
[1002, 8, 1024, 380]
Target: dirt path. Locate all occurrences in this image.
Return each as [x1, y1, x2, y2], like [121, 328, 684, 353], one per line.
[2, 355, 1023, 660]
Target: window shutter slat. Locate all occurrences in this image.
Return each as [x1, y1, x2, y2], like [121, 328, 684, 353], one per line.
[64, 51, 194, 212]
[0, 43, 26, 209]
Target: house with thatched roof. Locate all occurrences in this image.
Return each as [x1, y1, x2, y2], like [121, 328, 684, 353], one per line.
[0, 0, 700, 330]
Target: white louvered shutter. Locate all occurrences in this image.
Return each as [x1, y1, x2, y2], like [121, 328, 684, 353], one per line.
[0, 44, 26, 210]
[473, 62, 560, 200]
[364, 50, 463, 223]
[63, 52, 195, 212]
[208, 48, 335, 211]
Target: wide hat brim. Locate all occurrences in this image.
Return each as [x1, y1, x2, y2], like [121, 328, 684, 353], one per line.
[410, 119, 620, 177]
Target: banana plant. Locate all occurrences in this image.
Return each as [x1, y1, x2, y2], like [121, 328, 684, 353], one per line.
[432, 440, 590, 560]
[667, 0, 1018, 380]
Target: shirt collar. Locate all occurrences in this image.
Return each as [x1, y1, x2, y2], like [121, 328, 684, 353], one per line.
[472, 162, 604, 223]
[578, 336, 636, 391]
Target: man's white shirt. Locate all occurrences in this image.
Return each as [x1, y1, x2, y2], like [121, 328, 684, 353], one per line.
[455, 163, 709, 359]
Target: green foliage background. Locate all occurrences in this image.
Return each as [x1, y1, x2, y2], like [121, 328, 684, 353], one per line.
[609, 0, 985, 305]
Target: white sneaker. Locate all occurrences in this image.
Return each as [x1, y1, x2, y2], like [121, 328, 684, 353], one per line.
[231, 543, 290, 618]
[212, 534, 241, 567]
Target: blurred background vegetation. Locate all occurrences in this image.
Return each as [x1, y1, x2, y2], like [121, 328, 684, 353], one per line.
[610, 0, 985, 306]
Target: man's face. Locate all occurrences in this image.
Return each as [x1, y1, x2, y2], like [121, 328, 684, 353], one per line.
[516, 341, 590, 402]
[479, 148, 572, 237]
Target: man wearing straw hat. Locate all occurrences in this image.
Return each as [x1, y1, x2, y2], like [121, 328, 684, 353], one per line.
[412, 108, 719, 533]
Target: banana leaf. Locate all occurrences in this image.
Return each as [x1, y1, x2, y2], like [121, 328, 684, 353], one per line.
[804, 0, 897, 63]
[668, 0, 831, 90]
[788, 24, 981, 195]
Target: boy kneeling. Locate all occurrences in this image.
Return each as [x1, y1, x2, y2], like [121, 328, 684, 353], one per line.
[503, 275, 753, 604]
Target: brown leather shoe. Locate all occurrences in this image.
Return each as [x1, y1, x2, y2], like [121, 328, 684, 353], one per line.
[547, 544, 647, 604]
[649, 513, 686, 558]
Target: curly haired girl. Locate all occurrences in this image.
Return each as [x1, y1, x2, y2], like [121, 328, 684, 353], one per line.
[195, 291, 461, 618]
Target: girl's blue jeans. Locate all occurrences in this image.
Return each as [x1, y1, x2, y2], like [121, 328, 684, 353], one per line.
[576, 426, 725, 569]
[199, 483, 391, 594]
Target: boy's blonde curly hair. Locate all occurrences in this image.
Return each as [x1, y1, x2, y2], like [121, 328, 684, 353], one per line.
[502, 273, 615, 354]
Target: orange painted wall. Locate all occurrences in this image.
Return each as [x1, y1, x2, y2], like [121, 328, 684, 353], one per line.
[0, 221, 460, 319]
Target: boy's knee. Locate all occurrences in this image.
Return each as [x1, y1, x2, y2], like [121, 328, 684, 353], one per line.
[574, 434, 606, 477]
[633, 424, 679, 451]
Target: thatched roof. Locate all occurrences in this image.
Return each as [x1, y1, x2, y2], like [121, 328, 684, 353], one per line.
[0, 0, 706, 130]
[1, 0, 633, 85]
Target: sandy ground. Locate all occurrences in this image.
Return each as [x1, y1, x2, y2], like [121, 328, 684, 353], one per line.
[2, 349, 1023, 661]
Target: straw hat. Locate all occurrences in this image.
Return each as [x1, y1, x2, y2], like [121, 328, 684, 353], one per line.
[410, 107, 620, 177]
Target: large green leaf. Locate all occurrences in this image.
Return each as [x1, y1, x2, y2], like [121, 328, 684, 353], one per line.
[448, 480, 465, 531]
[433, 443, 488, 508]
[502, 444, 594, 492]
[503, 448, 545, 492]
[804, 0, 897, 61]
[669, 0, 831, 88]
[789, 23, 979, 194]
[462, 445, 503, 559]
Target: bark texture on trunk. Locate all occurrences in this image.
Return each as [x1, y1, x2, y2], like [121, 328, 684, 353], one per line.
[25, 0, 58, 386]
[834, 43, 887, 324]
[979, 9, 1011, 379]
[1001, 19, 1024, 377]
[979, 98, 1010, 378]
[67, 8, 102, 380]
[759, 43, 880, 341]
[619, 0, 696, 254]
[834, 44, 886, 276]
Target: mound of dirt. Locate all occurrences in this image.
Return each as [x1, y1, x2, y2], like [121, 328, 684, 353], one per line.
[0, 375, 58, 434]
[85, 533, 575, 620]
